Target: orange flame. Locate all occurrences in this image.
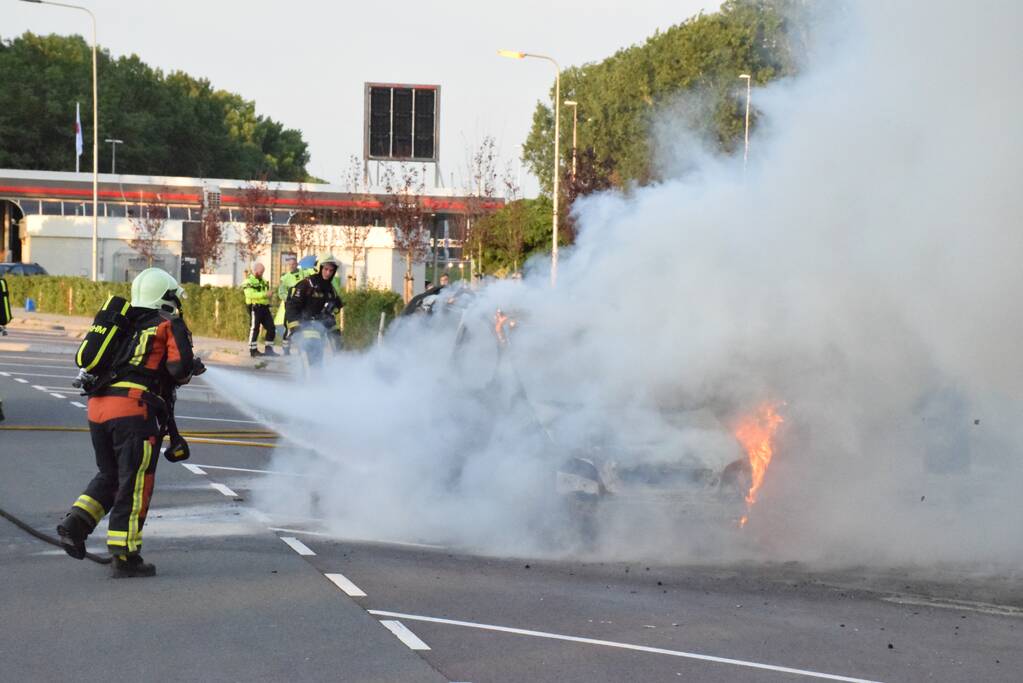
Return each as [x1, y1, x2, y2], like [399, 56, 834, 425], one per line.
[734, 402, 784, 527]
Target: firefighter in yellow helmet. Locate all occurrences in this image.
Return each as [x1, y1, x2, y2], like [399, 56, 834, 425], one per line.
[56, 268, 204, 577]
[285, 253, 343, 337]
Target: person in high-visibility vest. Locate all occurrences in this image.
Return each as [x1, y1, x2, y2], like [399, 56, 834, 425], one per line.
[275, 255, 303, 356]
[243, 262, 276, 357]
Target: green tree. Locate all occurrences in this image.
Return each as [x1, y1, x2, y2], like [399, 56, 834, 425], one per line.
[521, 0, 807, 193]
[0, 32, 312, 181]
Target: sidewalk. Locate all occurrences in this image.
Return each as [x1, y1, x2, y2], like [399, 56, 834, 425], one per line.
[5, 307, 266, 368]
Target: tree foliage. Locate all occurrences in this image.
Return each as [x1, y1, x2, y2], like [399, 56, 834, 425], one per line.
[522, 0, 808, 193]
[0, 32, 312, 181]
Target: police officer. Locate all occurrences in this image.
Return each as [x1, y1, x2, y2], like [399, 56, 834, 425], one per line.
[274, 255, 303, 356]
[243, 262, 276, 357]
[56, 268, 205, 577]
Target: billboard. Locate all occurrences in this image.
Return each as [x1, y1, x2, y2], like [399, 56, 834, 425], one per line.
[364, 83, 440, 162]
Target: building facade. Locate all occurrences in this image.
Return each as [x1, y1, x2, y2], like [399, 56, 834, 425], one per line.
[0, 169, 498, 293]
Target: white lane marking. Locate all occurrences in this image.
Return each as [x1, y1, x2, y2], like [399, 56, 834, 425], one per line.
[31, 384, 47, 391]
[0, 361, 74, 370]
[14, 378, 28, 384]
[175, 414, 263, 425]
[181, 463, 207, 475]
[71, 401, 86, 408]
[266, 527, 446, 550]
[366, 611, 884, 683]
[0, 371, 9, 376]
[325, 572, 367, 597]
[209, 482, 239, 497]
[189, 463, 300, 477]
[49, 393, 66, 399]
[3, 371, 75, 380]
[379, 620, 430, 651]
[882, 595, 1023, 618]
[280, 536, 315, 556]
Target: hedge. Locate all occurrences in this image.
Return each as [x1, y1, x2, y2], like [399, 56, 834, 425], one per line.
[3, 275, 402, 349]
[340, 287, 403, 349]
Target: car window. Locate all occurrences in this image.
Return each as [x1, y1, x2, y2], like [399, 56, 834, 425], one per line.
[9, 265, 25, 275]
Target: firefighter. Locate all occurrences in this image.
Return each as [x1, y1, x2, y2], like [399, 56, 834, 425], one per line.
[285, 253, 343, 340]
[56, 268, 204, 577]
[243, 262, 276, 357]
[274, 255, 303, 356]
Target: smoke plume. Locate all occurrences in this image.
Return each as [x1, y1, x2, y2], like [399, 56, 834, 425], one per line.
[206, 0, 1023, 569]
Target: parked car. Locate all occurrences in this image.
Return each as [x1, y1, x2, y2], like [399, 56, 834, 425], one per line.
[0, 262, 48, 276]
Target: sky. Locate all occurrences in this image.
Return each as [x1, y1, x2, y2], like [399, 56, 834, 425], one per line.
[5, 0, 721, 193]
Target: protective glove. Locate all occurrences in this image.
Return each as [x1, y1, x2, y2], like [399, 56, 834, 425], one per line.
[164, 434, 191, 462]
[191, 358, 207, 376]
[0, 325, 6, 336]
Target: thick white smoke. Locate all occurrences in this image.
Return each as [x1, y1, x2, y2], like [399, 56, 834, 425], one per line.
[206, 0, 1023, 569]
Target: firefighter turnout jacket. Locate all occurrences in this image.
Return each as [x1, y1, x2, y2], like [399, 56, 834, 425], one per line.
[285, 274, 342, 329]
[72, 308, 199, 556]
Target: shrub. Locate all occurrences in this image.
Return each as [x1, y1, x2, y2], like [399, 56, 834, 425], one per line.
[342, 286, 403, 350]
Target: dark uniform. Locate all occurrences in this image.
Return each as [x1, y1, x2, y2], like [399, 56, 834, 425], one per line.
[285, 273, 343, 330]
[0, 276, 9, 422]
[58, 307, 199, 574]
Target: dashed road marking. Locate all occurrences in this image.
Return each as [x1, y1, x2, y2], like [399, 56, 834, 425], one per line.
[0, 371, 9, 376]
[882, 595, 1023, 617]
[265, 526, 447, 550]
[325, 572, 367, 597]
[71, 401, 86, 408]
[181, 463, 207, 475]
[209, 482, 238, 497]
[366, 610, 883, 683]
[379, 620, 430, 651]
[31, 384, 47, 391]
[14, 378, 28, 384]
[280, 536, 316, 556]
[49, 393, 65, 399]
[188, 463, 301, 477]
[175, 414, 263, 425]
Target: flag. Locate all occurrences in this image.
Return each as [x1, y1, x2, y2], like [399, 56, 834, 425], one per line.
[74, 102, 83, 172]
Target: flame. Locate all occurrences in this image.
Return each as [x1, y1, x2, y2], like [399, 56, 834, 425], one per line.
[734, 402, 784, 527]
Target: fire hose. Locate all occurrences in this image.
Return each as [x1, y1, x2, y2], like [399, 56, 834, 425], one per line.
[0, 425, 278, 564]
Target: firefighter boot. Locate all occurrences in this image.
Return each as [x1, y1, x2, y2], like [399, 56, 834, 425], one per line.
[262, 346, 278, 357]
[111, 554, 156, 578]
[56, 510, 90, 560]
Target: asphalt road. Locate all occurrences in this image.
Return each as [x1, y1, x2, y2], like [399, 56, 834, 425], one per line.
[1, 326, 1020, 682]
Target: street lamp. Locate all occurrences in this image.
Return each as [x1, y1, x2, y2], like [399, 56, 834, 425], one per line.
[499, 49, 561, 286]
[564, 100, 578, 180]
[105, 138, 123, 174]
[739, 74, 752, 173]
[21, 0, 99, 282]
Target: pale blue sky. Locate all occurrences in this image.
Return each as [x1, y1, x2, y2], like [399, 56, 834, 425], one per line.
[6, 0, 720, 193]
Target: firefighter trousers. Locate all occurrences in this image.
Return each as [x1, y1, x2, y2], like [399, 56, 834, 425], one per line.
[70, 411, 162, 556]
[248, 304, 276, 349]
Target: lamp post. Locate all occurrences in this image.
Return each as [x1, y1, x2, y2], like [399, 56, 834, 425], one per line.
[498, 49, 561, 285]
[105, 138, 122, 174]
[739, 74, 751, 174]
[21, 0, 99, 281]
[564, 100, 578, 180]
